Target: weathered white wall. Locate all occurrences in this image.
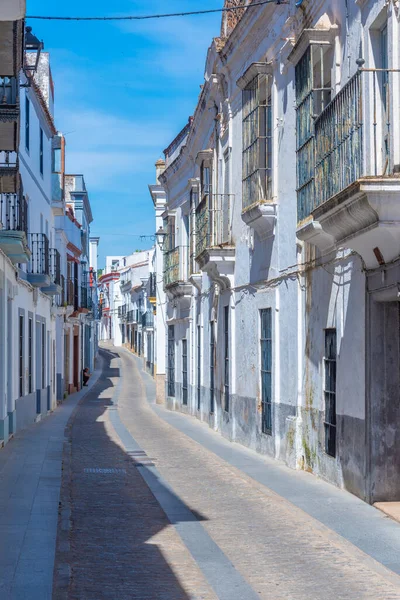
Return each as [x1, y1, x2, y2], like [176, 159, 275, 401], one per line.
[153, 0, 397, 502]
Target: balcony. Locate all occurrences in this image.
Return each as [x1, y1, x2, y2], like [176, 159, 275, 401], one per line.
[195, 194, 235, 289]
[27, 233, 50, 287]
[67, 277, 78, 310]
[51, 172, 64, 216]
[141, 310, 154, 329]
[56, 274, 66, 307]
[163, 245, 192, 307]
[0, 190, 30, 263]
[127, 308, 139, 323]
[149, 272, 156, 305]
[297, 68, 400, 268]
[120, 275, 131, 293]
[0, 151, 19, 193]
[41, 249, 62, 296]
[0, 78, 19, 153]
[80, 285, 93, 312]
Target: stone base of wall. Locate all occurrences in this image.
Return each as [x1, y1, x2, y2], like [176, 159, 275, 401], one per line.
[16, 391, 37, 431]
[156, 374, 165, 405]
[56, 374, 64, 402]
[0, 413, 10, 445]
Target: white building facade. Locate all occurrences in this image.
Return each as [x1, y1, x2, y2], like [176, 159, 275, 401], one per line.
[152, 0, 400, 504]
[0, 6, 99, 444]
[99, 250, 156, 374]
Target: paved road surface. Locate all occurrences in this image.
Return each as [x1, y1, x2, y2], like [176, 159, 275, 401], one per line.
[51, 344, 400, 600]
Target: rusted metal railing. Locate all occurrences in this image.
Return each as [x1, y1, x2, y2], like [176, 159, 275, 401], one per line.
[297, 67, 400, 221]
[195, 194, 233, 258]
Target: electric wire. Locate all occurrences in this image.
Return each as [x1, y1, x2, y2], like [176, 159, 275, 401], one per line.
[26, 0, 287, 21]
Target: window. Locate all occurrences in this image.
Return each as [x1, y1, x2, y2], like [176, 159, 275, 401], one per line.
[53, 147, 61, 173]
[224, 307, 230, 412]
[260, 309, 272, 434]
[242, 71, 272, 210]
[41, 323, 46, 389]
[380, 23, 389, 164]
[295, 44, 333, 220]
[39, 128, 44, 175]
[25, 96, 30, 151]
[166, 215, 176, 251]
[200, 164, 212, 200]
[210, 321, 215, 413]
[28, 317, 33, 393]
[197, 325, 201, 410]
[167, 325, 175, 397]
[182, 339, 188, 405]
[189, 185, 199, 275]
[324, 329, 337, 457]
[19, 315, 24, 397]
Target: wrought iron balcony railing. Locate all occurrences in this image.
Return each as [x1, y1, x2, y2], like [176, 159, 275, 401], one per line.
[56, 273, 66, 307]
[80, 285, 93, 310]
[49, 249, 61, 286]
[195, 194, 233, 258]
[141, 310, 154, 328]
[164, 246, 180, 287]
[149, 272, 156, 297]
[0, 77, 18, 109]
[28, 233, 49, 276]
[298, 68, 400, 221]
[67, 277, 78, 309]
[0, 190, 28, 234]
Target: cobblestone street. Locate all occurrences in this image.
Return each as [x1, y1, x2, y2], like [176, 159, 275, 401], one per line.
[51, 344, 400, 600]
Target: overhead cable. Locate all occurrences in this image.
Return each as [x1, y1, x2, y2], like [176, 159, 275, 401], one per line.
[27, 1, 287, 21]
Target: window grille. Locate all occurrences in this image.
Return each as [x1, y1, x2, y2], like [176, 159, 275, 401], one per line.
[28, 318, 33, 393]
[189, 186, 198, 275]
[25, 96, 30, 151]
[324, 329, 337, 457]
[167, 325, 175, 397]
[210, 321, 215, 414]
[182, 339, 188, 405]
[197, 325, 201, 410]
[260, 308, 272, 434]
[242, 73, 272, 210]
[295, 44, 332, 220]
[224, 307, 230, 412]
[19, 315, 24, 397]
[39, 128, 44, 175]
[41, 323, 46, 389]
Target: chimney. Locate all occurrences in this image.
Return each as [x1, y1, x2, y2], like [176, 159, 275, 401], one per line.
[155, 159, 166, 184]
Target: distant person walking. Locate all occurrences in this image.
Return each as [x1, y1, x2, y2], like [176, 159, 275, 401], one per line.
[83, 367, 91, 387]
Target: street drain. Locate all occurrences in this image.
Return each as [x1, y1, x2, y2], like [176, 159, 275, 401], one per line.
[84, 468, 126, 474]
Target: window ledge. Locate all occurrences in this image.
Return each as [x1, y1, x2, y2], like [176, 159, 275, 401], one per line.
[287, 25, 338, 67]
[237, 62, 273, 90]
[241, 201, 276, 240]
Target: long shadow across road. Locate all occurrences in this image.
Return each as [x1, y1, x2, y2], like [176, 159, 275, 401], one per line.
[52, 350, 211, 600]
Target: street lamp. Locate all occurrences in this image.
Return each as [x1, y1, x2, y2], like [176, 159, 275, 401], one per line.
[24, 27, 44, 77]
[155, 225, 167, 251]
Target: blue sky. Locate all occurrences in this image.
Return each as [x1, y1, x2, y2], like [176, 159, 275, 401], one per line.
[27, 1, 222, 265]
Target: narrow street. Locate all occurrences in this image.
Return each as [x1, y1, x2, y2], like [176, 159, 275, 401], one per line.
[42, 344, 400, 600]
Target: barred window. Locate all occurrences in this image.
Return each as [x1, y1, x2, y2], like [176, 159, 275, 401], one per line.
[295, 43, 333, 221]
[242, 73, 272, 210]
[324, 329, 337, 457]
[260, 308, 272, 435]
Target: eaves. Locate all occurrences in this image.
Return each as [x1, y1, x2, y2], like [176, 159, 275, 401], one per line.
[30, 79, 57, 136]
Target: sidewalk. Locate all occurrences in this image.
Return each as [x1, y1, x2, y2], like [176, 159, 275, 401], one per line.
[123, 349, 400, 578]
[0, 365, 102, 600]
